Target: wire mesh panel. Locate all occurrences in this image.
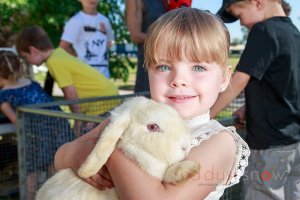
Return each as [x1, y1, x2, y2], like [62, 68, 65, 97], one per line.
[217, 92, 245, 120]
[17, 93, 149, 200]
[16, 92, 245, 200]
[18, 112, 75, 200]
[0, 133, 18, 198]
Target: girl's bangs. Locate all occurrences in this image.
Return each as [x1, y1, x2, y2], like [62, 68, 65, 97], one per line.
[145, 8, 229, 68]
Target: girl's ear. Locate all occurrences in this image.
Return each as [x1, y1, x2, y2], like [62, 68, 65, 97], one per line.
[220, 65, 232, 92]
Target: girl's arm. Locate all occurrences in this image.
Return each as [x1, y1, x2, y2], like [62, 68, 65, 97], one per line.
[106, 131, 236, 200]
[125, 0, 147, 43]
[54, 125, 100, 171]
[0, 102, 17, 124]
[54, 118, 110, 170]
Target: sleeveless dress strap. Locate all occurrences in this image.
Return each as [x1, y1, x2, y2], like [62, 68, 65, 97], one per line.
[190, 120, 250, 188]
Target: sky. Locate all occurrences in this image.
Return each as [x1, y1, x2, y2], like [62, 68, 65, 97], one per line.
[192, 0, 300, 40]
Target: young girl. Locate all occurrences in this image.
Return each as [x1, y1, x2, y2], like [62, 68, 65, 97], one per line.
[0, 50, 74, 199]
[55, 8, 250, 199]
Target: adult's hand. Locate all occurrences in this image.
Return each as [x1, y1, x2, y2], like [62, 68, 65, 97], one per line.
[232, 105, 246, 129]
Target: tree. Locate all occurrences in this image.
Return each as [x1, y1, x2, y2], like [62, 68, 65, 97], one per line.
[230, 37, 242, 46]
[0, 0, 134, 81]
[241, 27, 249, 44]
[0, 0, 28, 47]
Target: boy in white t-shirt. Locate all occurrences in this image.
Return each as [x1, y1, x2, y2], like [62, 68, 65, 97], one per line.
[60, 0, 114, 78]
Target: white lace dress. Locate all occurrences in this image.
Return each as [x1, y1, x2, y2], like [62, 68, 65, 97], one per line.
[186, 113, 250, 200]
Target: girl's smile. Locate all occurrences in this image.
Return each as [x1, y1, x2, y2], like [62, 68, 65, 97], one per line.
[168, 95, 196, 103]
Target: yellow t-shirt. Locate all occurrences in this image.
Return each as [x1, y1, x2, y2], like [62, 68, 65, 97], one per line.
[46, 48, 119, 115]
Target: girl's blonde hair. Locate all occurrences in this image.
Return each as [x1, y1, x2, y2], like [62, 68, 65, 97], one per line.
[0, 51, 23, 81]
[144, 8, 230, 70]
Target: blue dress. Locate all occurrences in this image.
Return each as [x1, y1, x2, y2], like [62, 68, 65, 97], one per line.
[0, 81, 74, 173]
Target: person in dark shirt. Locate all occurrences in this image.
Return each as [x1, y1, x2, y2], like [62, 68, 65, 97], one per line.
[211, 0, 300, 199]
[125, 0, 167, 92]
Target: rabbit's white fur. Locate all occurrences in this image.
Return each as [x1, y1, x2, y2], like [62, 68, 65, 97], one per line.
[36, 97, 200, 200]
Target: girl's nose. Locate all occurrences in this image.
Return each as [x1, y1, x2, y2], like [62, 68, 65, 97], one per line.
[171, 80, 187, 87]
[170, 73, 188, 88]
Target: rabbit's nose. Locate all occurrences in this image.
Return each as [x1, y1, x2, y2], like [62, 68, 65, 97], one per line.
[181, 144, 191, 152]
[182, 144, 191, 152]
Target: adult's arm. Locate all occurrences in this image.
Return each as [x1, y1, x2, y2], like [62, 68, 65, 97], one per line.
[210, 71, 250, 118]
[106, 131, 236, 200]
[125, 0, 147, 43]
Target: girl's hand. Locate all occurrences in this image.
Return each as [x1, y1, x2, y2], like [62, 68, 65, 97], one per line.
[83, 165, 114, 190]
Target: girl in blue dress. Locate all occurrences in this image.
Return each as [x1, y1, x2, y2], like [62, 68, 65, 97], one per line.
[0, 50, 74, 199]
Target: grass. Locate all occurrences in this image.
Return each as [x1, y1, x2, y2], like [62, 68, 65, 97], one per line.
[228, 55, 240, 71]
[34, 71, 47, 83]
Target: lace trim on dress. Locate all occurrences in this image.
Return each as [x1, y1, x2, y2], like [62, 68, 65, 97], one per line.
[185, 111, 210, 127]
[190, 120, 250, 189]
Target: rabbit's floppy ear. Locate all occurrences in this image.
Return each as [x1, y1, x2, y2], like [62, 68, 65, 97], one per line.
[77, 101, 133, 178]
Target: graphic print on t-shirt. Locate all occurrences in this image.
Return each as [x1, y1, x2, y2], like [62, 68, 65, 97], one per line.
[83, 24, 107, 64]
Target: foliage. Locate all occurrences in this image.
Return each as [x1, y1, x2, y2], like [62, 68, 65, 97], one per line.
[0, 0, 135, 82]
[241, 27, 249, 44]
[98, 0, 136, 81]
[230, 37, 242, 46]
[0, 0, 27, 46]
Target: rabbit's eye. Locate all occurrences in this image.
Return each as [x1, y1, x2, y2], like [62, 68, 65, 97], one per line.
[147, 124, 161, 132]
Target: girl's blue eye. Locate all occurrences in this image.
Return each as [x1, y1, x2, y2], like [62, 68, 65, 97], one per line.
[193, 65, 206, 72]
[159, 65, 171, 72]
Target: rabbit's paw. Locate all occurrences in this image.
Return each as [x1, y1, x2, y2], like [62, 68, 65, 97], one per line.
[164, 161, 200, 185]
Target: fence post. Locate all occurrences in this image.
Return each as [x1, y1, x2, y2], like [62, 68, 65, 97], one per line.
[16, 110, 27, 200]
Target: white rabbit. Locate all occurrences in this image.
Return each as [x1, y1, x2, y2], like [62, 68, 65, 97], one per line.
[36, 97, 200, 200]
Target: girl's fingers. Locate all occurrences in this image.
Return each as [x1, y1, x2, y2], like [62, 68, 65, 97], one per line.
[91, 173, 114, 188]
[84, 177, 106, 190]
[99, 165, 112, 181]
[84, 173, 114, 190]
